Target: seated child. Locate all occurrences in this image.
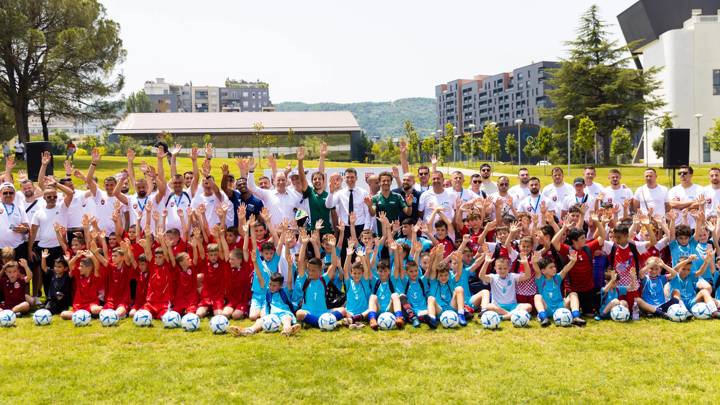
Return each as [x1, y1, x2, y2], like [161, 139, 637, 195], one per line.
[635, 256, 681, 319]
[476, 252, 533, 320]
[61, 250, 103, 320]
[0, 259, 33, 315]
[532, 251, 586, 327]
[40, 251, 72, 315]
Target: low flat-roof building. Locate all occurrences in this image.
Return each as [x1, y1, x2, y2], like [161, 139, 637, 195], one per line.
[112, 111, 364, 161]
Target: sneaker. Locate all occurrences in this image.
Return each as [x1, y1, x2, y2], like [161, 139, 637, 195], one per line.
[228, 326, 243, 337]
[713, 311, 720, 320]
[428, 317, 438, 329]
[395, 317, 405, 329]
[369, 318, 378, 331]
[411, 317, 421, 328]
[458, 313, 467, 327]
[349, 322, 365, 330]
[572, 317, 586, 327]
[594, 315, 602, 321]
[540, 317, 550, 327]
[239, 327, 255, 336]
[289, 323, 301, 335]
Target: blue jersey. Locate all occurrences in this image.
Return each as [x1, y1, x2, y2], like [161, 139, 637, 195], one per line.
[372, 276, 396, 310]
[455, 266, 474, 305]
[267, 288, 294, 315]
[395, 237, 433, 252]
[344, 278, 371, 315]
[669, 238, 697, 267]
[296, 274, 330, 315]
[402, 276, 428, 311]
[428, 278, 456, 310]
[536, 275, 564, 312]
[670, 273, 698, 307]
[600, 286, 628, 313]
[640, 275, 668, 306]
[251, 260, 272, 300]
[692, 241, 710, 279]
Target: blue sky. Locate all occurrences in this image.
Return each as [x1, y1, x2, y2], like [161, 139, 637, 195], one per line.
[103, 0, 635, 103]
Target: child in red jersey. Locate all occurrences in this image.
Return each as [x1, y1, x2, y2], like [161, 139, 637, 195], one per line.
[142, 230, 175, 319]
[223, 237, 253, 319]
[0, 260, 33, 315]
[168, 230, 202, 315]
[92, 240, 133, 318]
[61, 249, 103, 320]
[196, 225, 230, 318]
[128, 253, 149, 317]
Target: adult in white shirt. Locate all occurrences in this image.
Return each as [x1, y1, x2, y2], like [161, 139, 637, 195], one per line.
[240, 157, 302, 227]
[325, 168, 372, 255]
[16, 178, 45, 224]
[704, 167, 720, 217]
[114, 149, 167, 232]
[478, 164, 498, 195]
[668, 165, 704, 227]
[633, 168, 669, 216]
[418, 171, 456, 225]
[517, 177, 555, 217]
[561, 177, 595, 221]
[542, 167, 573, 218]
[191, 175, 230, 228]
[583, 166, 604, 198]
[508, 167, 530, 208]
[447, 171, 479, 203]
[489, 176, 513, 220]
[159, 174, 194, 232]
[599, 169, 633, 212]
[0, 183, 30, 259]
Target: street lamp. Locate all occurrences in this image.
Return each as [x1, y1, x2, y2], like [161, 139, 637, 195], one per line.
[514, 119, 523, 165]
[452, 125, 457, 162]
[564, 115, 574, 175]
[695, 113, 703, 164]
[467, 123, 476, 167]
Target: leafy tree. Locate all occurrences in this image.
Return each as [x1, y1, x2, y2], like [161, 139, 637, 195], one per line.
[202, 134, 213, 146]
[421, 137, 436, 159]
[505, 133, 518, 164]
[651, 113, 674, 159]
[126, 91, 153, 113]
[541, 5, 664, 165]
[574, 117, 596, 163]
[404, 120, 420, 163]
[534, 127, 554, 162]
[0, 0, 126, 143]
[707, 119, 720, 153]
[610, 126, 633, 162]
[0, 102, 14, 143]
[481, 122, 500, 161]
[460, 131, 477, 161]
[438, 123, 454, 163]
[287, 128, 297, 148]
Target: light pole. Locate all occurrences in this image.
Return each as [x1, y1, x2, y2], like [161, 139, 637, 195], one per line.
[467, 123, 476, 167]
[695, 113, 703, 164]
[564, 115, 574, 175]
[452, 125, 457, 162]
[514, 119, 523, 165]
[435, 129, 442, 158]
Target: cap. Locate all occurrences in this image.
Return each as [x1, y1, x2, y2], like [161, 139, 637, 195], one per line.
[573, 177, 584, 185]
[0, 182, 15, 191]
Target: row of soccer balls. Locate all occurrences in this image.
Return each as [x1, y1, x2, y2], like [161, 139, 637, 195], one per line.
[0, 302, 708, 332]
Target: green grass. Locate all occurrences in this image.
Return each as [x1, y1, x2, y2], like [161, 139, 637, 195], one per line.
[2, 316, 719, 403]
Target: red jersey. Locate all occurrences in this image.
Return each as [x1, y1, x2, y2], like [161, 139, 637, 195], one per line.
[559, 239, 600, 293]
[171, 239, 188, 257]
[200, 259, 229, 300]
[225, 261, 253, 305]
[173, 264, 199, 309]
[1, 276, 28, 308]
[71, 269, 101, 309]
[104, 263, 132, 307]
[438, 236, 455, 258]
[132, 270, 149, 310]
[146, 260, 174, 306]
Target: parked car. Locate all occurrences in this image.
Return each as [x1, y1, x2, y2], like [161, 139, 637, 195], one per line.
[536, 160, 552, 166]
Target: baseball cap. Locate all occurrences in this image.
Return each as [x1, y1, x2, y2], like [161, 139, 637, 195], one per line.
[573, 177, 584, 185]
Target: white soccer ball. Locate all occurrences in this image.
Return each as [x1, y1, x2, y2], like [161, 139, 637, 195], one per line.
[610, 305, 630, 322]
[262, 314, 282, 333]
[209, 315, 229, 334]
[510, 309, 531, 328]
[72, 310, 91, 327]
[440, 310, 460, 329]
[553, 308, 572, 327]
[318, 312, 337, 331]
[480, 310, 502, 330]
[0, 309, 16, 327]
[99, 309, 119, 327]
[377, 312, 397, 330]
[667, 304, 689, 322]
[161, 311, 182, 328]
[181, 313, 200, 332]
[691, 302, 712, 320]
[33, 309, 52, 326]
[133, 309, 153, 327]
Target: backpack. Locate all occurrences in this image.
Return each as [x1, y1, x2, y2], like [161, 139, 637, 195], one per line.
[266, 289, 294, 313]
[404, 278, 426, 298]
[608, 243, 641, 275]
[373, 278, 396, 295]
[302, 276, 346, 309]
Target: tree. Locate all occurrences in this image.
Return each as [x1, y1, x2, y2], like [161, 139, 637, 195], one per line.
[460, 131, 476, 162]
[421, 137, 435, 159]
[0, 0, 126, 144]
[707, 118, 720, 153]
[651, 113, 674, 159]
[438, 123, 454, 164]
[286, 128, 297, 148]
[505, 133, 517, 164]
[481, 122, 500, 161]
[533, 127, 554, 162]
[404, 120, 420, 163]
[0, 102, 15, 143]
[610, 125, 633, 162]
[541, 5, 664, 165]
[574, 117, 596, 163]
[126, 91, 153, 114]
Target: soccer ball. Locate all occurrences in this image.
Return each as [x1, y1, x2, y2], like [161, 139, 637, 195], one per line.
[0, 309, 16, 327]
[181, 313, 200, 332]
[318, 312, 337, 331]
[510, 309, 531, 328]
[161, 311, 182, 328]
[99, 309, 119, 327]
[691, 302, 712, 320]
[480, 310, 502, 330]
[440, 310, 460, 329]
[209, 315, 229, 334]
[667, 304, 689, 322]
[133, 309, 153, 327]
[610, 305, 630, 322]
[377, 312, 397, 330]
[262, 314, 282, 333]
[553, 308, 572, 327]
[33, 309, 52, 326]
[72, 310, 91, 327]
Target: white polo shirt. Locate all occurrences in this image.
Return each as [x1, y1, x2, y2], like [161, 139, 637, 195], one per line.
[418, 188, 455, 225]
[634, 184, 669, 216]
[191, 191, 229, 228]
[64, 189, 94, 229]
[542, 183, 573, 217]
[668, 183, 703, 226]
[0, 202, 29, 248]
[94, 190, 125, 233]
[31, 205, 66, 248]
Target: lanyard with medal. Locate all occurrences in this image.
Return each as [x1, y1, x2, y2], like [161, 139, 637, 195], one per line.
[137, 196, 148, 212]
[173, 193, 184, 207]
[529, 195, 541, 214]
[3, 203, 14, 229]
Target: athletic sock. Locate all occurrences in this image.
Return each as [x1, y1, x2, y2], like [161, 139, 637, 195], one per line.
[368, 311, 377, 320]
[331, 311, 343, 321]
[538, 311, 547, 321]
[571, 310, 581, 318]
[304, 314, 320, 328]
[457, 306, 465, 315]
[352, 314, 364, 323]
[394, 311, 403, 319]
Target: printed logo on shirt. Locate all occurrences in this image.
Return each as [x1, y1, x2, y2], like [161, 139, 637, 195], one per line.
[101, 199, 106, 205]
[170, 202, 175, 207]
[14, 281, 20, 289]
[0, 208, 3, 214]
[186, 268, 191, 275]
[552, 196, 557, 201]
[133, 204, 138, 209]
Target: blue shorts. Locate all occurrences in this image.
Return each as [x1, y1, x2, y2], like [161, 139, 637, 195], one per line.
[271, 310, 297, 324]
[498, 302, 518, 312]
[250, 298, 264, 313]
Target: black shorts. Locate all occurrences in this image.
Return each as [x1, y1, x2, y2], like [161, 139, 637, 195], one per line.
[576, 289, 599, 315]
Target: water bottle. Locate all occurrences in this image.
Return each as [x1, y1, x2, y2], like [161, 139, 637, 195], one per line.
[632, 302, 640, 321]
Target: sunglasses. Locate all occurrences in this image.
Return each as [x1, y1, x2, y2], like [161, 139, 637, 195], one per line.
[481, 169, 490, 172]
[498, 183, 509, 186]
[2, 191, 14, 196]
[472, 180, 481, 184]
[679, 172, 689, 176]
[45, 195, 57, 199]
[418, 172, 429, 176]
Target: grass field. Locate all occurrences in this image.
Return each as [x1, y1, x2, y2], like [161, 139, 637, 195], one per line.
[2, 315, 719, 403]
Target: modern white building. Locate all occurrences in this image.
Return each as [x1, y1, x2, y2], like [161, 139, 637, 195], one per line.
[620, 2, 720, 165]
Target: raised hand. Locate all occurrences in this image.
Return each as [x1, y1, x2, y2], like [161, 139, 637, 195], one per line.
[41, 151, 51, 165]
[319, 142, 327, 158]
[127, 149, 136, 162]
[221, 164, 230, 176]
[204, 143, 214, 159]
[190, 146, 199, 161]
[297, 146, 305, 161]
[63, 159, 73, 174]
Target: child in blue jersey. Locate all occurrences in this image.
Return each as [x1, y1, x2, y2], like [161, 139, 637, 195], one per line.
[342, 241, 372, 329]
[367, 240, 404, 330]
[668, 210, 713, 292]
[476, 251, 532, 320]
[635, 256, 681, 319]
[455, 235, 489, 315]
[532, 251, 586, 327]
[425, 245, 467, 327]
[294, 234, 347, 328]
[397, 259, 428, 328]
[229, 252, 301, 337]
[247, 215, 281, 321]
[598, 269, 629, 319]
[670, 252, 718, 315]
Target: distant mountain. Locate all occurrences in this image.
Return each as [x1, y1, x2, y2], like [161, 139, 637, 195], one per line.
[275, 97, 436, 138]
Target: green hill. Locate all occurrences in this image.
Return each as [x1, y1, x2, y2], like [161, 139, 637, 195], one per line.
[275, 98, 436, 138]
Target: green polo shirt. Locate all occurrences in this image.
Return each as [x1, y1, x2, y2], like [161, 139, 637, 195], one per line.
[372, 191, 408, 223]
[303, 187, 332, 234]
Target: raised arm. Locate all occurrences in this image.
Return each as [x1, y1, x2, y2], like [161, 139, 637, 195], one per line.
[318, 142, 327, 175]
[558, 250, 578, 279]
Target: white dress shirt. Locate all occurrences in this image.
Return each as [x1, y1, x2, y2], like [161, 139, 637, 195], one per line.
[247, 174, 302, 226]
[325, 186, 371, 228]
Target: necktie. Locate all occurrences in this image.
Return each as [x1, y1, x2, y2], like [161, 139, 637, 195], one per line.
[348, 189, 354, 215]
